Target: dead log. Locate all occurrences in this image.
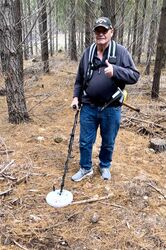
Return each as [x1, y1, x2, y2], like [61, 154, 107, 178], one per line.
[149, 138, 166, 152]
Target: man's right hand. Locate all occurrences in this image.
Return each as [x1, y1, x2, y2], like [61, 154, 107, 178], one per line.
[71, 97, 79, 110]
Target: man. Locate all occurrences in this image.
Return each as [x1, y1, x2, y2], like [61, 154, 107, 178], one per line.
[71, 17, 140, 181]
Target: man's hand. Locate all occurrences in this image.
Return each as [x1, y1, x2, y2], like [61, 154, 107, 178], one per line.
[104, 59, 114, 78]
[71, 97, 79, 110]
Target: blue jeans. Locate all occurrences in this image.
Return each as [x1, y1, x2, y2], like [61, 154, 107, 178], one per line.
[79, 104, 121, 170]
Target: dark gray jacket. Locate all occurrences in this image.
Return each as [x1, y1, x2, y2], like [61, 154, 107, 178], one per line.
[74, 43, 140, 106]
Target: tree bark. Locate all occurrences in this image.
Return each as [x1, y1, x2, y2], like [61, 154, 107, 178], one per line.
[101, 0, 111, 18]
[21, 0, 29, 60]
[48, 2, 54, 56]
[118, 0, 125, 45]
[151, 0, 166, 99]
[55, 3, 58, 52]
[85, 0, 93, 48]
[27, 0, 33, 56]
[137, 0, 147, 64]
[70, 0, 77, 61]
[101, 0, 116, 39]
[132, 0, 139, 59]
[0, 0, 30, 124]
[37, 0, 49, 73]
[145, 0, 157, 75]
[127, 17, 132, 52]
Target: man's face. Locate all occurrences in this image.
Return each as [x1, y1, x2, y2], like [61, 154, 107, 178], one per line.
[94, 27, 113, 47]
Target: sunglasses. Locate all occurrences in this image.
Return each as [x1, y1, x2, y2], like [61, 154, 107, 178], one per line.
[94, 28, 110, 35]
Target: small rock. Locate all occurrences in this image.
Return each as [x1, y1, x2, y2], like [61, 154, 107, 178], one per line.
[105, 185, 111, 193]
[143, 195, 149, 200]
[27, 135, 44, 143]
[30, 214, 41, 222]
[37, 136, 44, 142]
[149, 138, 166, 152]
[91, 212, 100, 223]
[32, 75, 39, 81]
[149, 148, 155, 153]
[54, 136, 63, 143]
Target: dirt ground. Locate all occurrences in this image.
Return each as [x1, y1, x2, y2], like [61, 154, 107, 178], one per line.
[0, 54, 166, 250]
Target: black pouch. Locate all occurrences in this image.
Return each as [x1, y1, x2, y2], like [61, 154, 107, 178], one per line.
[108, 56, 116, 64]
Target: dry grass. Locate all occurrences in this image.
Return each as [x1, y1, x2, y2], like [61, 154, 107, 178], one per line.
[0, 54, 166, 250]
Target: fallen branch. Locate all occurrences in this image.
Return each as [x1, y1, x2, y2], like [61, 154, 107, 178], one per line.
[14, 174, 30, 186]
[12, 239, 29, 250]
[60, 69, 76, 75]
[2, 174, 17, 181]
[0, 160, 15, 175]
[28, 88, 59, 112]
[148, 183, 166, 199]
[110, 203, 125, 209]
[0, 137, 10, 162]
[35, 221, 68, 232]
[72, 193, 113, 205]
[0, 188, 13, 197]
[125, 116, 166, 131]
[0, 150, 14, 155]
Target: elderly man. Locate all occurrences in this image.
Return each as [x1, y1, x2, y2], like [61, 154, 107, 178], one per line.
[71, 17, 140, 181]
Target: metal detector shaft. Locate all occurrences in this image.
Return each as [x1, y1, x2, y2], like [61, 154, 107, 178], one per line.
[60, 109, 80, 195]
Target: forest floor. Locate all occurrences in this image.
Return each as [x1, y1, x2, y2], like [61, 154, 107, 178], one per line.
[0, 53, 166, 250]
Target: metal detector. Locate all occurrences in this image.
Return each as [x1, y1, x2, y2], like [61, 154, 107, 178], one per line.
[46, 108, 79, 208]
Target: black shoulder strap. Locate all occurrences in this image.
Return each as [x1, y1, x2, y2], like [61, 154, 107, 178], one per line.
[108, 40, 117, 64]
[84, 40, 117, 83]
[85, 43, 96, 81]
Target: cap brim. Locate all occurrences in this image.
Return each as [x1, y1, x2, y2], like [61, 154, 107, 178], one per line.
[93, 24, 111, 31]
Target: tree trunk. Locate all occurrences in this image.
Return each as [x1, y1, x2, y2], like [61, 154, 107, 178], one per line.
[127, 17, 132, 52]
[37, 0, 49, 73]
[64, 3, 68, 52]
[48, 2, 54, 56]
[85, 0, 93, 48]
[21, 0, 29, 60]
[118, 0, 125, 45]
[110, 0, 116, 40]
[151, 0, 166, 99]
[101, 0, 111, 18]
[81, 22, 84, 53]
[65, 31, 67, 52]
[137, 0, 147, 64]
[145, 0, 157, 75]
[27, 0, 33, 56]
[70, 0, 77, 61]
[101, 0, 116, 39]
[34, 17, 39, 55]
[55, 3, 58, 52]
[132, 0, 139, 59]
[0, 0, 30, 124]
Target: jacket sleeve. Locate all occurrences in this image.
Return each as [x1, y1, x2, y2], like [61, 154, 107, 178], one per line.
[112, 47, 140, 84]
[73, 55, 85, 98]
